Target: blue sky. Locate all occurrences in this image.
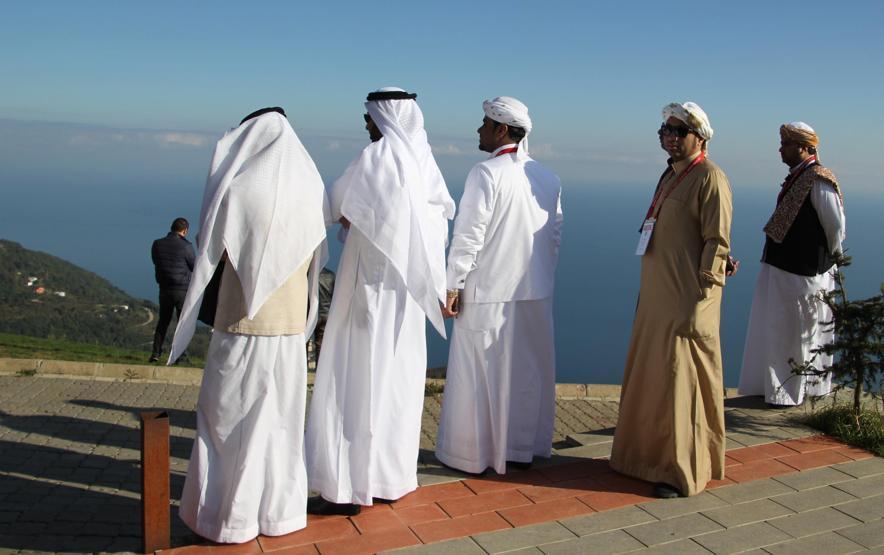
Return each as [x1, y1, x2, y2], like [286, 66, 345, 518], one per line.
[2, 0, 883, 191]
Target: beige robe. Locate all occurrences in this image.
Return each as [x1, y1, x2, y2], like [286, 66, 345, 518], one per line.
[610, 152, 732, 496]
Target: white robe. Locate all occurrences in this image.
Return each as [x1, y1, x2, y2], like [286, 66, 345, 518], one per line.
[179, 331, 309, 543]
[436, 144, 562, 474]
[305, 228, 427, 505]
[173, 112, 328, 543]
[436, 298, 556, 474]
[738, 181, 846, 405]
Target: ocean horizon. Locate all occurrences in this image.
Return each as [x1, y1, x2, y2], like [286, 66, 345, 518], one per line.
[2, 182, 881, 387]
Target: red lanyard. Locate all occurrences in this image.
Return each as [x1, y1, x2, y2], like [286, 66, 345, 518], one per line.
[495, 146, 518, 157]
[645, 152, 706, 219]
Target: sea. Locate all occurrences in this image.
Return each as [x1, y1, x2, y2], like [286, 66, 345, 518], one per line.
[2, 180, 882, 387]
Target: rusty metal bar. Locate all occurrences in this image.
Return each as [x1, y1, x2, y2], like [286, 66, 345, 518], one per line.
[141, 411, 170, 553]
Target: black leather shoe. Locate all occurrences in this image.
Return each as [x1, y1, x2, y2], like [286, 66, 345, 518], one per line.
[508, 460, 533, 471]
[148, 355, 160, 363]
[438, 460, 487, 477]
[653, 483, 683, 499]
[307, 496, 361, 516]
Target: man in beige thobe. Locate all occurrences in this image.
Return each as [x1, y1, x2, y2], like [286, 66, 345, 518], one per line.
[610, 101, 732, 498]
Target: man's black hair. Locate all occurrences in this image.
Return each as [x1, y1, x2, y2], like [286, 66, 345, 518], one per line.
[493, 120, 527, 142]
[171, 218, 189, 233]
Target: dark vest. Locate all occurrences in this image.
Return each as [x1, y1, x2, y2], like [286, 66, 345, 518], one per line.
[762, 195, 834, 276]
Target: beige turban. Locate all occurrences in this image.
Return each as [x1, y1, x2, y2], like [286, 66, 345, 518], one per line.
[662, 101, 713, 141]
[780, 121, 819, 147]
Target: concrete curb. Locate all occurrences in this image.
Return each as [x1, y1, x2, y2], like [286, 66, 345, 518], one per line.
[0, 356, 740, 399]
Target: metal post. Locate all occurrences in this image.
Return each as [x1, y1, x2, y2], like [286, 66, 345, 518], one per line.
[141, 411, 170, 553]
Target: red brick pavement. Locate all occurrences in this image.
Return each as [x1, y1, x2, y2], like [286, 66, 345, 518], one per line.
[157, 435, 874, 555]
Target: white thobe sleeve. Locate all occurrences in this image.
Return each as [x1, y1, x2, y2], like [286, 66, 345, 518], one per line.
[810, 179, 846, 254]
[446, 166, 494, 290]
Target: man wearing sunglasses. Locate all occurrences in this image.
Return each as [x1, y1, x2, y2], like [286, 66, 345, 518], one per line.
[611, 102, 733, 499]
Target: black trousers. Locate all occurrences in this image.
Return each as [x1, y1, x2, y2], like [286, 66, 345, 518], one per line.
[151, 289, 187, 357]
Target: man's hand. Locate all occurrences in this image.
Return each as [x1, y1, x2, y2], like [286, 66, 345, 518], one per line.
[442, 291, 460, 318]
[339, 216, 351, 230]
[726, 255, 740, 277]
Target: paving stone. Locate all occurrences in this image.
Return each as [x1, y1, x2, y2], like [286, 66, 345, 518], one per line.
[773, 485, 858, 512]
[633, 538, 712, 554]
[692, 521, 791, 554]
[834, 494, 884, 523]
[538, 529, 645, 554]
[638, 491, 728, 520]
[833, 473, 884, 499]
[764, 531, 867, 555]
[772, 466, 856, 491]
[624, 513, 723, 546]
[708, 478, 796, 505]
[387, 538, 486, 555]
[553, 444, 612, 458]
[726, 437, 748, 450]
[559, 505, 657, 537]
[767, 507, 862, 538]
[838, 520, 884, 548]
[701, 498, 793, 528]
[565, 429, 615, 446]
[833, 457, 884, 479]
[733, 428, 803, 444]
[472, 521, 576, 553]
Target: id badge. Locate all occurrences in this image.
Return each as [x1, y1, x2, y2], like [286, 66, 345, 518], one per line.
[635, 218, 655, 256]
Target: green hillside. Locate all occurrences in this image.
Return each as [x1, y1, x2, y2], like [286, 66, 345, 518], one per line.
[0, 239, 209, 360]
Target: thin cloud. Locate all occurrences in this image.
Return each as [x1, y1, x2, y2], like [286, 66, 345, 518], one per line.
[154, 132, 211, 147]
[432, 143, 468, 156]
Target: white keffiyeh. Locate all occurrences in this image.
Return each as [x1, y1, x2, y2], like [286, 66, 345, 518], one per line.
[169, 112, 329, 363]
[330, 87, 455, 338]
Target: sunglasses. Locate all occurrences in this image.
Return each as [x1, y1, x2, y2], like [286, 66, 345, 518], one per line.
[658, 123, 695, 138]
[363, 113, 371, 123]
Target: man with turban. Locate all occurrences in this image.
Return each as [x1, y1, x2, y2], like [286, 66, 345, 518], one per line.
[610, 102, 732, 498]
[738, 122, 845, 406]
[435, 96, 563, 475]
[170, 107, 329, 542]
[306, 88, 454, 515]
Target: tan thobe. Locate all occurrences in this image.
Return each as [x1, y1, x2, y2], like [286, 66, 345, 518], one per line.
[610, 152, 732, 496]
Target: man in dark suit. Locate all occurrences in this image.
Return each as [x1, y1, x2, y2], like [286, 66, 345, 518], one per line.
[150, 217, 194, 362]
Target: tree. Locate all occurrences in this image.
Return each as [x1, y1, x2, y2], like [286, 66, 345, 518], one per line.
[791, 251, 883, 414]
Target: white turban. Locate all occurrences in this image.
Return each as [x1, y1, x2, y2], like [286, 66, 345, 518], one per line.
[483, 96, 533, 157]
[483, 96, 533, 134]
[662, 101, 713, 141]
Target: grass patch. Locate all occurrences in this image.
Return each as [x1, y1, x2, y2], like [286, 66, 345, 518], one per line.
[424, 379, 445, 396]
[0, 332, 204, 367]
[805, 404, 884, 457]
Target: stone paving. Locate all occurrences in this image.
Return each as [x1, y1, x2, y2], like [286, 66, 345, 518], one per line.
[0, 374, 880, 554]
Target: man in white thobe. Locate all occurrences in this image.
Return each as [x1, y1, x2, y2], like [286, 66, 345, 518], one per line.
[436, 96, 563, 475]
[170, 107, 329, 543]
[738, 122, 846, 406]
[305, 88, 454, 514]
